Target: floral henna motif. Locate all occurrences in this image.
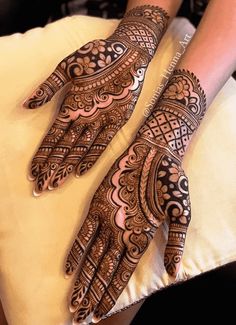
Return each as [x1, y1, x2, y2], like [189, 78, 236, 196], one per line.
[24, 5, 169, 195]
[65, 69, 207, 323]
[139, 69, 207, 157]
[31, 43, 147, 195]
[65, 137, 191, 323]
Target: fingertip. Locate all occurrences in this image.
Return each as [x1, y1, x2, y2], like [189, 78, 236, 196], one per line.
[64, 273, 70, 279]
[48, 184, 55, 191]
[76, 162, 92, 177]
[92, 309, 104, 324]
[22, 98, 39, 109]
[72, 321, 79, 325]
[75, 165, 82, 177]
[48, 176, 61, 190]
[33, 189, 42, 197]
[64, 268, 74, 278]
[22, 99, 29, 108]
[72, 319, 84, 325]
[167, 271, 177, 281]
[64, 262, 75, 277]
[28, 174, 36, 181]
[69, 304, 78, 313]
[72, 319, 87, 325]
[92, 315, 101, 324]
[165, 261, 180, 279]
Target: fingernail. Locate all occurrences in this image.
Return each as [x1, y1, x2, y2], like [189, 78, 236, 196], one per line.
[64, 273, 70, 279]
[22, 99, 29, 108]
[69, 305, 77, 313]
[28, 174, 36, 181]
[33, 189, 42, 197]
[48, 185, 55, 191]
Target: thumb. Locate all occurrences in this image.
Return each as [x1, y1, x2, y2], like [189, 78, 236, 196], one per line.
[164, 222, 189, 278]
[23, 62, 70, 109]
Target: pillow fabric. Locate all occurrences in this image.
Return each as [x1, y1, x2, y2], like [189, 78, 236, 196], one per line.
[0, 15, 236, 325]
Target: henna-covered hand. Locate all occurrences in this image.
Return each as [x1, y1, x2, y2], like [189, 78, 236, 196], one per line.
[23, 5, 169, 196]
[64, 70, 206, 323]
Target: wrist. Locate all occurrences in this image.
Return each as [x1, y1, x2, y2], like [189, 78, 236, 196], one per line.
[108, 5, 169, 60]
[139, 69, 207, 157]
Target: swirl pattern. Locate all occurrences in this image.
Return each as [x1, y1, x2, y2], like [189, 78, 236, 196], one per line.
[64, 69, 206, 323]
[23, 5, 169, 195]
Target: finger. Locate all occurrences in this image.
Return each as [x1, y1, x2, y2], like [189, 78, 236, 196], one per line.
[76, 124, 119, 176]
[92, 256, 137, 323]
[48, 122, 102, 189]
[23, 63, 70, 109]
[76, 107, 127, 176]
[30, 118, 70, 182]
[33, 122, 85, 194]
[164, 192, 191, 278]
[70, 229, 110, 312]
[164, 223, 190, 278]
[72, 245, 123, 324]
[65, 213, 99, 277]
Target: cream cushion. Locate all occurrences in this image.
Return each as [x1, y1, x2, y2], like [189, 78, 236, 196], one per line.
[0, 15, 236, 325]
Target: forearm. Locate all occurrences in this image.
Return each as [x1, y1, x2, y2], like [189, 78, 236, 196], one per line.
[109, 1, 183, 61]
[139, 0, 236, 157]
[177, 0, 236, 106]
[126, 0, 183, 19]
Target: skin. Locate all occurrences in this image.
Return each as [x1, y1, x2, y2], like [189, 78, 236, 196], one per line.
[5, 1, 233, 325]
[0, 1, 182, 324]
[23, 3, 175, 196]
[65, 0, 236, 324]
[65, 68, 204, 324]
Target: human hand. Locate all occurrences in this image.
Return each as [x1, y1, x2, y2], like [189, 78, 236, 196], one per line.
[64, 136, 191, 324]
[64, 69, 206, 323]
[23, 5, 169, 196]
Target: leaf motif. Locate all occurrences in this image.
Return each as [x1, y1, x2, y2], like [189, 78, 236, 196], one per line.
[99, 53, 106, 60]
[173, 190, 182, 198]
[162, 160, 169, 167]
[68, 56, 75, 64]
[158, 170, 166, 178]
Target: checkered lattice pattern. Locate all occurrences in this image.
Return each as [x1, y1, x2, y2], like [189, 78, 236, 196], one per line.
[113, 24, 156, 56]
[139, 111, 192, 156]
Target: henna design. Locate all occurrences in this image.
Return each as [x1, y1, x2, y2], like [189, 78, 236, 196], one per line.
[109, 5, 169, 58]
[64, 69, 206, 323]
[24, 5, 169, 195]
[139, 69, 207, 157]
[66, 139, 191, 323]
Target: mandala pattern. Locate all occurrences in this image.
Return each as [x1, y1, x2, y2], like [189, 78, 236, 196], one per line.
[24, 5, 169, 195]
